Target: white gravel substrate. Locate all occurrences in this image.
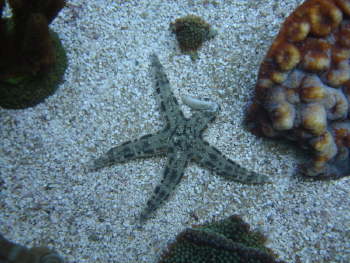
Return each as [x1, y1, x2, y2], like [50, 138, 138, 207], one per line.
[1, 0, 349, 262]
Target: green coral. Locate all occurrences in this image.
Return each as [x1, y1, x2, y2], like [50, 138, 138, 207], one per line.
[0, 30, 67, 109]
[159, 215, 286, 263]
[0, 0, 67, 109]
[170, 14, 218, 60]
[0, 233, 64, 263]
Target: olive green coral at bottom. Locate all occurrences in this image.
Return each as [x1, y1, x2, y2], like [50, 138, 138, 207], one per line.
[0, 233, 64, 263]
[0, 31, 67, 109]
[159, 215, 286, 263]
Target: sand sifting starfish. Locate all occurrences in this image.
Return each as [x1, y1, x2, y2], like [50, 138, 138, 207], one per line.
[91, 54, 269, 225]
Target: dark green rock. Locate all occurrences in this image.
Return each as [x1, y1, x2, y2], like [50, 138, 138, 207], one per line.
[0, 30, 67, 109]
[0, 233, 64, 263]
[0, 0, 67, 109]
[159, 215, 286, 263]
[170, 14, 218, 60]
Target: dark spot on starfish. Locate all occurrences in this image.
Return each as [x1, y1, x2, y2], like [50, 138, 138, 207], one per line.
[188, 153, 194, 158]
[159, 190, 167, 199]
[164, 193, 170, 200]
[160, 101, 166, 112]
[121, 140, 131, 146]
[221, 172, 230, 177]
[168, 146, 174, 152]
[225, 165, 233, 171]
[163, 166, 170, 177]
[142, 141, 150, 148]
[141, 134, 153, 139]
[205, 161, 215, 168]
[209, 153, 218, 161]
[143, 149, 155, 154]
[174, 140, 182, 147]
[176, 173, 184, 184]
[227, 159, 236, 165]
[124, 153, 135, 159]
[154, 186, 160, 194]
[245, 176, 254, 182]
[213, 147, 221, 154]
[123, 147, 131, 152]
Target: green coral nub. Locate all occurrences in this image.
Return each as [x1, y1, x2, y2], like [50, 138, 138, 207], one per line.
[170, 14, 218, 59]
[159, 215, 286, 263]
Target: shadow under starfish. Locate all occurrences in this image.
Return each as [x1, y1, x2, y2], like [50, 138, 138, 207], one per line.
[91, 54, 269, 225]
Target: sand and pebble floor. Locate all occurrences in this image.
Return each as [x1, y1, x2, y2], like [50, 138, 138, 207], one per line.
[1, 0, 349, 262]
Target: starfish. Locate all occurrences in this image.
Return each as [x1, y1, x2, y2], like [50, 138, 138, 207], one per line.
[91, 54, 269, 225]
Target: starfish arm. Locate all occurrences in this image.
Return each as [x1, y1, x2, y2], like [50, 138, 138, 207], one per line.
[187, 110, 219, 137]
[91, 131, 172, 170]
[150, 54, 185, 127]
[138, 151, 189, 225]
[193, 141, 270, 184]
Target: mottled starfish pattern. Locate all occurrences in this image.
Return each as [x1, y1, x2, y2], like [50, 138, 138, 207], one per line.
[91, 54, 269, 225]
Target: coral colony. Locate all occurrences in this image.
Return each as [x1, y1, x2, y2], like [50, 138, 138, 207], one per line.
[91, 54, 268, 225]
[245, 0, 350, 179]
[158, 215, 285, 263]
[170, 14, 218, 60]
[0, 233, 64, 263]
[0, 0, 67, 109]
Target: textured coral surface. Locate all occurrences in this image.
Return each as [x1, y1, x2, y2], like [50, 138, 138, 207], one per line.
[170, 14, 217, 56]
[0, 0, 67, 109]
[159, 215, 285, 263]
[245, 0, 350, 179]
[0, 233, 64, 263]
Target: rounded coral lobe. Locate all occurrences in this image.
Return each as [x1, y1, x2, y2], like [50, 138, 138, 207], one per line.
[299, 39, 331, 72]
[308, 0, 342, 37]
[275, 43, 301, 71]
[245, 0, 350, 179]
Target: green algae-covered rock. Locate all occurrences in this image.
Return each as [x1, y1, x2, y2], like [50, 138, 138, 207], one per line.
[0, 233, 64, 263]
[0, 0, 67, 109]
[170, 14, 218, 60]
[0, 30, 67, 109]
[159, 215, 286, 263]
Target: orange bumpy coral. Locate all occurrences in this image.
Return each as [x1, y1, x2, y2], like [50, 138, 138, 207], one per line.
[245, 0, 350, 179]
